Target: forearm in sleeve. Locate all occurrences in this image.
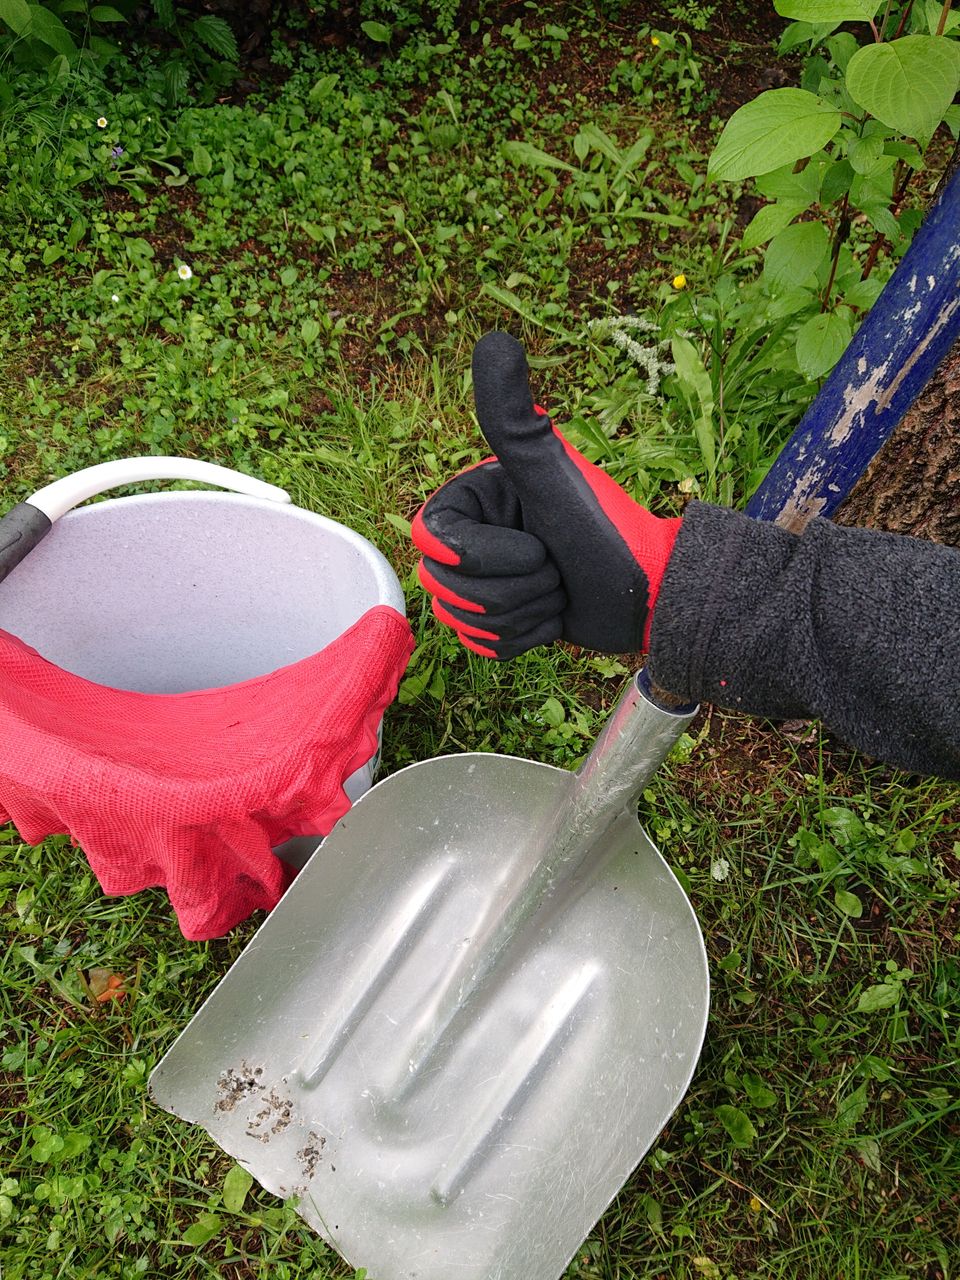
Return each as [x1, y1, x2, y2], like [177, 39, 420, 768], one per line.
[648, 502, 960, 780]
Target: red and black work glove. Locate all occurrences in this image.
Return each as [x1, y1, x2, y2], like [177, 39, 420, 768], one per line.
[411, 331, 682, 658]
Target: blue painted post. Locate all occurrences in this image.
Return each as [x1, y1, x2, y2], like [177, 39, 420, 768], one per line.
[745, 163, 960, 531]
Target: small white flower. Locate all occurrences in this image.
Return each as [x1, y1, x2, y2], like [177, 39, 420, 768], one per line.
[111, 293, 119, 302]
[96, 117, 108, 129]
[177, 264, 193, 281]
[711, 858, 731, 882]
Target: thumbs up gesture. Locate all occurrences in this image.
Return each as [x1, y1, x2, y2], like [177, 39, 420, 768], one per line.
[412, 332, 682, 658]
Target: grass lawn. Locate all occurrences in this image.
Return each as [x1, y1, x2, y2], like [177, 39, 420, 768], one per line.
[1, 3, 958, 1277]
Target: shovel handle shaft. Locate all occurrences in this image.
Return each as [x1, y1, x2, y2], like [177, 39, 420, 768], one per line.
[464, 671, 696, 1008]
[534, 670, 697, 890]
[389, 671, 697, 1098]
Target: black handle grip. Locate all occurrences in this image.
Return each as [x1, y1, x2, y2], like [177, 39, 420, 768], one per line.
[0, 503, 53, 586]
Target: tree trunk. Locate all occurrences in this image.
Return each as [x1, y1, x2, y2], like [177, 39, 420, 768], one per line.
[833, 335, 960, 547]
[833, 141, 960, 547]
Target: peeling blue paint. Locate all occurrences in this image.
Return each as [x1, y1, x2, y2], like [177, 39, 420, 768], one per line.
[746, 164, 960, 530]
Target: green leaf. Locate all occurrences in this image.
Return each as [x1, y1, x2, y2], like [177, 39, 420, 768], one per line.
[191, 144, 212, 177]
[825, 31, 859, 72]
[163, 59, 189, 104]
[501, 139, 575, 172]
[480, 281, 548, 328]
[837, 1081, 870, 1129]
[309, 72, 339, 101]
[848, 133, 885, 174]
[191, 14, 238, 61]
[300, 317, 321, 344]
[576, 122, 624, 165]
[775, 0, 881, 21]
[796, 310, 852, 377]
[0, 0, 32, 35]
[640, 1192, 662, 1230]
[882, 139, 924, 167]
[860, 201, 900, 241]
[90, 5, 127, 20]
[709, 89, 841, 181]
[25, 4, 78, 58]
[823, 806, 864, 839]
[779, 19, 838, 53]
[670, 337, 716, 476]
[763, 221, 830, 288]
[854, 1136, 882, 1172]
[845, 36, 960, 141]
[925, 0, 960, 33]
[280, 265, 297, 286]
[540, 697, 565, 727]
[222, 1164, 253, 1214]
[741, 200, 809, 250]
[843, 276, 884, 309]
[820, 157, 854, 204]
[756, 157, 824, 202]
[893, 828, 917, 853]
[181, 1211, 222, 1246]
[715, 1104, 757, 1148]
[361, 19, 392, 42]
[856, 982, 900, 1012]
[66, 216, 87, 248]
[742, 1072, 778, 1108]
[383, 512, 411, 536]
[834, 886, 864, 917]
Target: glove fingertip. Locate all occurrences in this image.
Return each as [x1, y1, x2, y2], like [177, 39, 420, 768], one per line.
[411, 502, 460, 566]
[459, 632, 500, 659]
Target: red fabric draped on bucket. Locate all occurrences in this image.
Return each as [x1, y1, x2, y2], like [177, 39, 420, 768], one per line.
[0, 605, 414, 940]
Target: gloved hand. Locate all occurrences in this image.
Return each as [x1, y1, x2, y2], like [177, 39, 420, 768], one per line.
[412, 331, 682, 657]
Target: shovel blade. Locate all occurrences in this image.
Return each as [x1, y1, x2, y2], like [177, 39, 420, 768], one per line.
[150, 752, 709, 1280]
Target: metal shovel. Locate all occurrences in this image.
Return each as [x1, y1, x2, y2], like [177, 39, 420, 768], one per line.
[149, 669, 709, 1280]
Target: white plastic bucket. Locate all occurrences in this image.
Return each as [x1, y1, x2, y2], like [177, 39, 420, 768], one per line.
[0, 472, 406, 867]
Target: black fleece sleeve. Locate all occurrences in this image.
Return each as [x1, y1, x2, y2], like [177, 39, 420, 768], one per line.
[648, 502, 960, 780]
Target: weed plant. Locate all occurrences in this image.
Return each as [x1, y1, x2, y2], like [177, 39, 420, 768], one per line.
[1, 4, 958, 1279]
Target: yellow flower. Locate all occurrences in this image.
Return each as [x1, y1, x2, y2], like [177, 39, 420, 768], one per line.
[651, 35, 660, 46]
[177, 264, 193, 281]
[96, 117, 108, 128]
[672, 273, 687, 289]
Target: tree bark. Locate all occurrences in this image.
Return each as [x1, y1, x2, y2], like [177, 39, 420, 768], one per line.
[833, 334, 960, 547]
[833, 140, 960, 548]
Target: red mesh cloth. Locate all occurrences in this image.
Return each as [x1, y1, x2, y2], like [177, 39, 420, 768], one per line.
[0, 605, 414, 940]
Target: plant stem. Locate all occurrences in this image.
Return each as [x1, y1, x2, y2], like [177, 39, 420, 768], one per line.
[821, 193, 850, 310]
[878, 0, 895, 40]
[861, 161, 916, 280]
[935, 0, 953, 36]
[893, 0, 916, 38]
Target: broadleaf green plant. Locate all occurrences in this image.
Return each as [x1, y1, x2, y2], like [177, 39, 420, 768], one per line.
[707, 0, 960, 380]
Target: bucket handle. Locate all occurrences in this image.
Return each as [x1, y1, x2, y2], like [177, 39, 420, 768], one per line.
[0, 457, 291, 587]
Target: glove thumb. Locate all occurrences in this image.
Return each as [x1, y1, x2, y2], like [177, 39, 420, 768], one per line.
[471, 331, 556, 492]
[469, 330, 680, 654]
